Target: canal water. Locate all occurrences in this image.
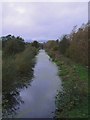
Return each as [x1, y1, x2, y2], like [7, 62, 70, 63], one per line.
[4, 50, 62, 118]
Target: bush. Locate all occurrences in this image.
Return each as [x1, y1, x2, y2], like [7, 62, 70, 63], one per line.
[15, 46, 37, 75]
[2, 35, 25, 56]
[2, 56, 17, 94]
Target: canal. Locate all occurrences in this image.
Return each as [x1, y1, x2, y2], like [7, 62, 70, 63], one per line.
[4, 50, 62, 118]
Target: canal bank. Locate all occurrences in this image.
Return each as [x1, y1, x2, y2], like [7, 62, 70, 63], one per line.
[45, 49, 88, 118]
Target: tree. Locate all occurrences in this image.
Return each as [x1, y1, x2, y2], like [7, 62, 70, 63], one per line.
[67, 24, 88, 65]
[31, 41, 39, 48]
[2, 35, 25, 55]
[59, 35, 70, 55]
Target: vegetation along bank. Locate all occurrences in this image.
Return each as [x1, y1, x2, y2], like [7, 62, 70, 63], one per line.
[2, 35, 40, 116]
[45, 23, 88, 118]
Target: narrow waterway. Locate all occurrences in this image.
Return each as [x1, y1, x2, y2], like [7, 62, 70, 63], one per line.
[15, 50, 62, 118]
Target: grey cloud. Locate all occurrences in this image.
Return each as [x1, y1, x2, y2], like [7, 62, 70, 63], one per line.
[2, 2, 88, 41]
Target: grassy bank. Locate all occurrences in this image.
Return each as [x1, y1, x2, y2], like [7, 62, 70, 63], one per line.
[46, 51, 88, 118]
[2, 46, 39, 117]
[3, 46, 38, 93]
[2, 35, 39, 94]
[2, 35, 40, 116]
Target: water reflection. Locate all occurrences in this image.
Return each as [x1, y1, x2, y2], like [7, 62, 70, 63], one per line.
[2, 67, 35, 118]
[3, 91, 23, 117]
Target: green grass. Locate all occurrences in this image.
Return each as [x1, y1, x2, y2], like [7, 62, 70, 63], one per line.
[2, 46, 38, 93]
[68, 100, 88, 118]
[55, 57, 88, 118]
[74, 65, 88, 81]
[46, 51, 88, 118]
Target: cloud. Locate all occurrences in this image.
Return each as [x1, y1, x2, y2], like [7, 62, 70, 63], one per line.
[2, 2, 88, 41]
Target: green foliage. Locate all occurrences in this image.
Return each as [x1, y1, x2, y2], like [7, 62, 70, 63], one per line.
[59, 35, 70, 55]
[2, 36, 39, 116]
[2, 35, 25, 56]
[31, 40, 40, 48]
[66, 24, 88, 66]
[45, 40, 60, 60]
[0, 39, 2, 50]
[15, 46, 37, 75]
[2, 45, 38, 93]
[55, 58, 88, 118]
[45, 23, 88, 66]
[2, 56, 17, 94]
[47, 52, 88, 118]
[45, 23, 88, 118]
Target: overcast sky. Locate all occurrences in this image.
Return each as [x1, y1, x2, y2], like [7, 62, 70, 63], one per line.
[1, 1, 88, 41]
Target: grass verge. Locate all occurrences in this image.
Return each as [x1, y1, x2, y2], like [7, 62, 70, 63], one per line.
[47, 51, 88, 118]
[55, 56, 88, 118]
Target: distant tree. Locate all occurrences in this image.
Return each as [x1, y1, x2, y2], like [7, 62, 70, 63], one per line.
[56, 39, 59, 44]
[2, 35, 25, 55]
[67, 24, 88, 65]
[31, 41, 39, 48]
[45, 23, 88, 66]
[59, 35, 70, 55]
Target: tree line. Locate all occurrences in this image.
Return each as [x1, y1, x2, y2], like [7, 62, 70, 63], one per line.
[44, 23, 89, 118]
[45, 23, 89, 66]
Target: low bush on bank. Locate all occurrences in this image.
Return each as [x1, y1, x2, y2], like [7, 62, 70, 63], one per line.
[3, 45, 38, 92]
[15, 46, 37, 75]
